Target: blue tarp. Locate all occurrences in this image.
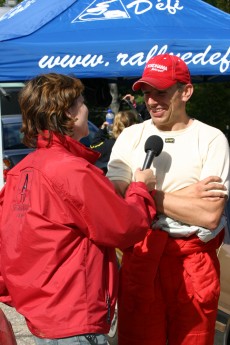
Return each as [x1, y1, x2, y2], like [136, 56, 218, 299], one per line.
[0, 0, 229, 81]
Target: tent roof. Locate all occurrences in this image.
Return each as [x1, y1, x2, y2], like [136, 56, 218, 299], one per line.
[0, 0, 230, 81]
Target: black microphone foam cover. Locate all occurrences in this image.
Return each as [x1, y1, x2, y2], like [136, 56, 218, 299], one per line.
[144, 135, 163, 157]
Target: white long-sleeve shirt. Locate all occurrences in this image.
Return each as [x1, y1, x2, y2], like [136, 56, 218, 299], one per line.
[107, 119, 230, 241]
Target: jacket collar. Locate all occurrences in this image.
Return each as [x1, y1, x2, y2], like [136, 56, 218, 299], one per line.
[37, 131, 100, 165]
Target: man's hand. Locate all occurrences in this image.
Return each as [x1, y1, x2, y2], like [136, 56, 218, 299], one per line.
[154, 175, 228, 229]
[173, 176, 227, 200]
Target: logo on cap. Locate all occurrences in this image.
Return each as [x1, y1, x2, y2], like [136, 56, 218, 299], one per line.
[147, 63, 168, 73]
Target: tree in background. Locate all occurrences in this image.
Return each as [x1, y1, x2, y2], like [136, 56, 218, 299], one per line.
[0, 0, 22, 6]
[186, 83, 230, 137]
[187, 1, 230, 139]
[205, 0, 230, 13]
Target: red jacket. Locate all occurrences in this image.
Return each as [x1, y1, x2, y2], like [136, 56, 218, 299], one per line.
[0, 133, 156, 339]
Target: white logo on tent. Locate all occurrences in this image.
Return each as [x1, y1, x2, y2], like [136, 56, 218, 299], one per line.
[72, 0, 130, 22]
[72, 0, 183, 23]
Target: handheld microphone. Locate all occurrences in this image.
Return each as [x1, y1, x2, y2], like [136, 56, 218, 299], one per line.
[142, 135, 163, 170]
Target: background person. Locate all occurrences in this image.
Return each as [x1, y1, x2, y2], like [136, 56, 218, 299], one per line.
[0, 73, 157, 345]
[121, 93, 151, 121]
[91, 110, 138, 173]
[107, 54, 230, 345]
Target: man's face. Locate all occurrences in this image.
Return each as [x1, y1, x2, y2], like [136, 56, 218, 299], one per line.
[142, 83, 186, 131]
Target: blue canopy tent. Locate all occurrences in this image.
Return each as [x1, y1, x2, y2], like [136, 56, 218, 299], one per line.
[0, 0, 230, 82]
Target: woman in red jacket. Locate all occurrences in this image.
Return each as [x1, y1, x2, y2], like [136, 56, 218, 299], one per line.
[0, 73, 156, 345]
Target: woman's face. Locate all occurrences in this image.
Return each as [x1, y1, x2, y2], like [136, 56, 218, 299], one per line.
[67, 95, 89, 141]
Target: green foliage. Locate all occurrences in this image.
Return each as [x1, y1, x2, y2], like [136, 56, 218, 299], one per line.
[187, 82, 230, 134]
[0, 0, 22, 6]
[204, 0, 230, 13]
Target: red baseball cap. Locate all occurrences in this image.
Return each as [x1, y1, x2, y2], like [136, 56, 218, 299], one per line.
[132, 54, 191, 91]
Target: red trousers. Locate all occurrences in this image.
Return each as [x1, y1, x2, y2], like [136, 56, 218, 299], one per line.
[118, 229, 224, 345]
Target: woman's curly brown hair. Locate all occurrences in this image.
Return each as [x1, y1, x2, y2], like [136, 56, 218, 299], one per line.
[19, 73, 84, 148]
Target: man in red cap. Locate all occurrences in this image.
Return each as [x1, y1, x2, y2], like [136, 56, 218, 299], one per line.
[107, 54, 230, 345]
